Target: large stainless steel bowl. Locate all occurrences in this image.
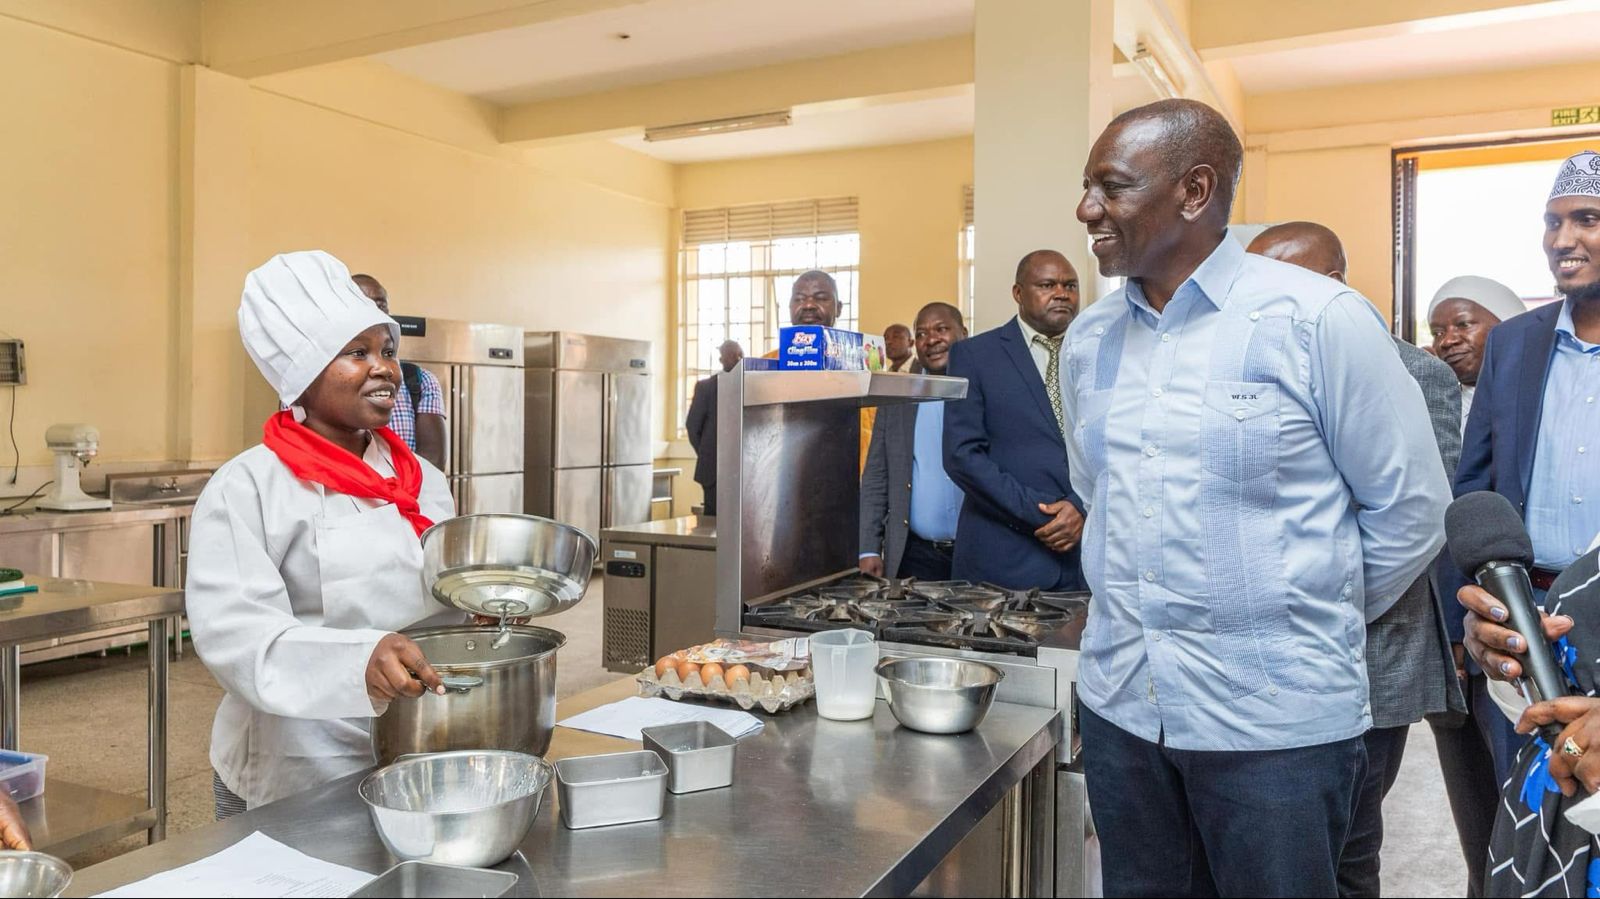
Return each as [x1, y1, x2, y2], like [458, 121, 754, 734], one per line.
[876, 657, 1004, 734]
[372, 625, 565, 767]
[0, 851, 72, 898]
[359, 750, 552, 867]
[420, 514, 597, 619]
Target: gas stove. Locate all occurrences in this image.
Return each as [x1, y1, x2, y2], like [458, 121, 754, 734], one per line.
[744, 574, 1088, 656]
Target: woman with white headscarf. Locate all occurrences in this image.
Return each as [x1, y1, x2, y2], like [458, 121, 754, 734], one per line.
[1426, 274, 1526, 433]
[187, 251, 457, 818]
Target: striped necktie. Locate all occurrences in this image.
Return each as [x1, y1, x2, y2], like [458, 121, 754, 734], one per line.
[1033, 333, 1065, 437]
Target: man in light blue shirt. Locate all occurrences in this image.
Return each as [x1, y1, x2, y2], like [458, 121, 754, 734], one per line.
[860, 303, 968, 580]
[1065, 100, 1450, 897]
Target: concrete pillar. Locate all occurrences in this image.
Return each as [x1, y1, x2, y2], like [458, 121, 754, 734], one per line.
[973, 0, 1114, 330]
[176, 65, 260, 463]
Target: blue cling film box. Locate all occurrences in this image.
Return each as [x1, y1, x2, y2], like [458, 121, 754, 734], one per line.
[778, 326, 887, 371]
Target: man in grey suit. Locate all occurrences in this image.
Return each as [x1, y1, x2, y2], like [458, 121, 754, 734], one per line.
[1249, 222, 1466, 898]
[859, 303, 969, 580]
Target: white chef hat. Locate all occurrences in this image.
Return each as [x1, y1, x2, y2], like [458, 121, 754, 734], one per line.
[238, 251, 398, 408]
[1426, 275, 1526, 324]
[1550, 150, 1600, 201]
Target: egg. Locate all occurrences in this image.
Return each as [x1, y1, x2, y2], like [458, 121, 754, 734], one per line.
[725, 664, 751, 685]
[676, 660, 701, 682]
[654, 656, 675, 678]
[701, 662, 725, 684]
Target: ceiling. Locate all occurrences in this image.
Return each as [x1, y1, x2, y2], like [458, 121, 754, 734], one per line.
[375, 0, 974, 106]
[1222, 8, 1600, 93]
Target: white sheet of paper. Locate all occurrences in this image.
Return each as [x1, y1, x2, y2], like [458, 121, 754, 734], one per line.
[557, 696, 764, 741]
[94, 831, 376, 898]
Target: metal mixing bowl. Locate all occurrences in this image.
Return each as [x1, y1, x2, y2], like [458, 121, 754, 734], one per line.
[359, 750, 553, 867]
[876, 657, 1004, 734]
[420, 514, 597, 619]
[0, 852, 72, 898]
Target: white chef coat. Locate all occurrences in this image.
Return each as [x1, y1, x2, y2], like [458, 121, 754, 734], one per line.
[187, 438, 456, 807]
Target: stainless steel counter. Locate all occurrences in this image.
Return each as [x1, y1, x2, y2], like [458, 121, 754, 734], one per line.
[0, 503, 191, 534]
[1, 577, 183, 854]
[600, 514, 716, 549]
[68, 678, 1060, 898]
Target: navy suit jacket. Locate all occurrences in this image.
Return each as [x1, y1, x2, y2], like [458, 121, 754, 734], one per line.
[942, 317, 1085, 591]
[1440, 300, 1561, 643]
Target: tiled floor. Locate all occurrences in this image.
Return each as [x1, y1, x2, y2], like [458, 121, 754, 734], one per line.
[17, 576, 1467, 893]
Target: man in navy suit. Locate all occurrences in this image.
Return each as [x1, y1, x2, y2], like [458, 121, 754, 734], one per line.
[942, 250, 1085, 591]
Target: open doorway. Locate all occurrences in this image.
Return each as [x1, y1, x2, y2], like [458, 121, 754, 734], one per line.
[1393, 136, 1600, 345]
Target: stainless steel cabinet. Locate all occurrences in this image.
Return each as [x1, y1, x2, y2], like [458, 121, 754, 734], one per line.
[60, 526, 156, 585]
[0, 533, 52, 575]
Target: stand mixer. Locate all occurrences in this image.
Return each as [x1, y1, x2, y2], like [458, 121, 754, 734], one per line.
[38, 423, 112, 511]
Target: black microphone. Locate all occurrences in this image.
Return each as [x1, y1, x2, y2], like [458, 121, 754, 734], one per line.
[1446, 491, 1567, 742]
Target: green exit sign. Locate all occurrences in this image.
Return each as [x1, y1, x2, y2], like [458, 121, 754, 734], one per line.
[1553, 106, 1600, 127]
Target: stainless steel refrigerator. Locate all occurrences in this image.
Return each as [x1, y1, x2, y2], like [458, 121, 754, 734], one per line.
[397, 317, 526, 515]
[524, 332, 652, 542]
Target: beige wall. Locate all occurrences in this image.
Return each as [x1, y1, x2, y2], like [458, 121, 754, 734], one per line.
[1245, 60, 1600, 321]
[674, 138, 974, 337]
[0, 14, 180, 468]
[0, 11, 673, 488]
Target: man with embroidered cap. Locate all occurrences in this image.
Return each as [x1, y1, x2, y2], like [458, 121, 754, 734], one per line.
[1452, 143, 1600, 799]
[1066, 99, 1449, 897]
[187, 250, 458, 820]
[1428, 275, 1526, 434]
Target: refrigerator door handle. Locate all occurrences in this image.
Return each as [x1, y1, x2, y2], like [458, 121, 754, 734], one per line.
[457, 365, 473, 476]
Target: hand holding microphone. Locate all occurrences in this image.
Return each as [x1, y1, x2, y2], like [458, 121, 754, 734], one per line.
[1447, 492, 1575, 745]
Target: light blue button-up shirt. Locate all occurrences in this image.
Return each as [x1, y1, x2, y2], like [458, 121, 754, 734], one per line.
[909, 402, 963, 542]
[1061, 237, 1449, 752]
[1526, 301, 1600, 569]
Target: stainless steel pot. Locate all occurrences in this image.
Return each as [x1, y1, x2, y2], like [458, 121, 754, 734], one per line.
[420, 514, 597, 620]
[372, 625, 566, 766]
[0, 852, 72, 899]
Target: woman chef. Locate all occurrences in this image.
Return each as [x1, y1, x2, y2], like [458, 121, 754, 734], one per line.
[187, 251, 457, 818]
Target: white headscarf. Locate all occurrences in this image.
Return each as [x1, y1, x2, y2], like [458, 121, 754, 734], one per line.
[1426, 275, 1525, 324]
[1550, 150, 1600, 201]
[238, 251, 397, 408]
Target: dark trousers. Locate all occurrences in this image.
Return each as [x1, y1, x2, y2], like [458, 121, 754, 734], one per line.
[1081, 705, 1366, 898]
[700, 483, 716, 517]
[899, 533, 954, 581]
[1338, 725, 1410, 898]
[1430, 673, 1520, 898]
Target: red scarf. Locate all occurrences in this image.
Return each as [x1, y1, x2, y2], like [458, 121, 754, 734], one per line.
[261, 411, 434, 537]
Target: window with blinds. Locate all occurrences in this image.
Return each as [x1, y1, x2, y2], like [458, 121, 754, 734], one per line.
[677, 197, 861, 434]
[958, 185, 976, 330]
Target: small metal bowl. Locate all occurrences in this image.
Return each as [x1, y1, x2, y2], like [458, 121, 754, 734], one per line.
[876, 657, 1004, 734]
[359, 750, 552, 867]
[0, 851, 72, 898]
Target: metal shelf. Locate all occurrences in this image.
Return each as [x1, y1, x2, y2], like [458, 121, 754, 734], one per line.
[740, 371, 967, 408]
[21, 779, 159, 859]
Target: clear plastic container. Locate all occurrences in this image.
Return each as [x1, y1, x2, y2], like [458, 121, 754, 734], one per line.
[809, 629, 879, 721]
[0, 750, 48, 803]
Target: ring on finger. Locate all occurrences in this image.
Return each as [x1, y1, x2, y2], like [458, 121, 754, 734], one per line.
[1564, 737, 1586, 759]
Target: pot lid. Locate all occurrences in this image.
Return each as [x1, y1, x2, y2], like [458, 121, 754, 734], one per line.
[430, 567, 586, 619]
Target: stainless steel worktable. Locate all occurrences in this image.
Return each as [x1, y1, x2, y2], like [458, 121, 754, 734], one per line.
[0, 576, 183, 855]
[601, 514, 716, 550]
[68, 677, 1059, 897]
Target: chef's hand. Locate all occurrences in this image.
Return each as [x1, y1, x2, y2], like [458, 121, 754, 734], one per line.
[858, 556, 885, 578]
[1518, 697, 1600, 796]
[1460, 584, 1573, 682]
[367, 633, 444, 701]
[0, 793, 30, 850]
[1034, 500, 1084, 553]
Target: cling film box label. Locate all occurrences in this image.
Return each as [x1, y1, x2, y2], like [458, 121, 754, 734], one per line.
[778, 326, 885, 371]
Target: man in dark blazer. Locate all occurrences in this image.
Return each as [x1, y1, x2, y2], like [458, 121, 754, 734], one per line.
[942, 250, 1085, 591]
[860, 303, 968, 580]
[1249, 221, 1467, 898]
[1444, 151, 1600, 895]
[685, 340, 742, 517]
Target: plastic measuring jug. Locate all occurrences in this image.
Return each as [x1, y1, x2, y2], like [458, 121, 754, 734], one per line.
[809, 628, 879, 721]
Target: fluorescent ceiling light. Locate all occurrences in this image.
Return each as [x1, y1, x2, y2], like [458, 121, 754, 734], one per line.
[644, 110, 792, 142]
[1131, 42, 1181, 98]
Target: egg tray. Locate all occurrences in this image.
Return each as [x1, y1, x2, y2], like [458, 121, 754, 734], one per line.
[635, 666, 814, 714]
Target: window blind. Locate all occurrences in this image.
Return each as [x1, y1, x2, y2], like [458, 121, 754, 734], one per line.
[682, 197, 859, 246]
